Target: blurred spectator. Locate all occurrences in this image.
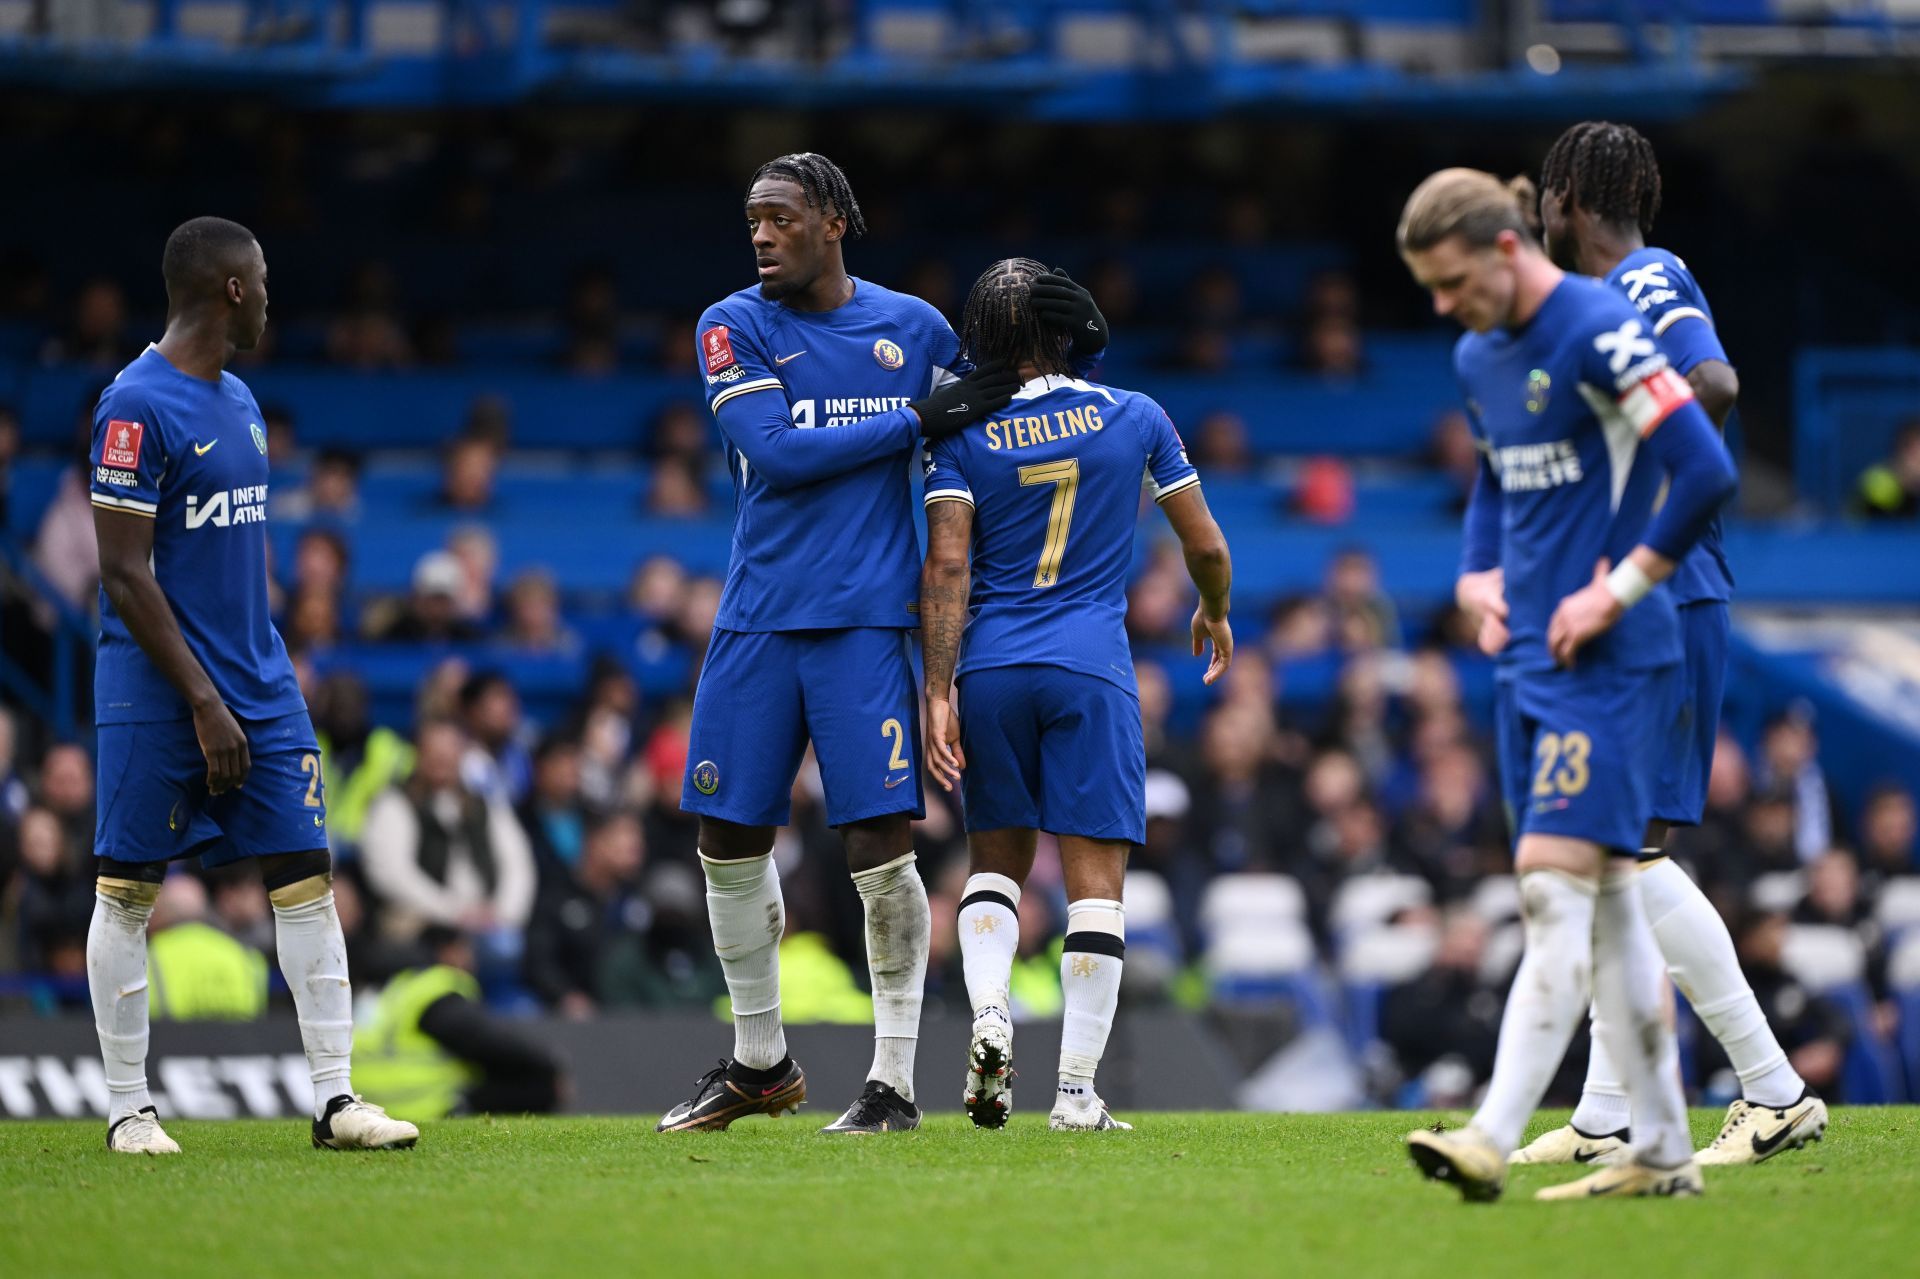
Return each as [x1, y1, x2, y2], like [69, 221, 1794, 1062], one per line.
[31, 446, 99, 617]
[1857, 783, 1917, 886]
[1756, 707, 1835, 863]
[326, 262, 413, 369]
[13, 805, 92, 977]
[1164, 327, 1232, 374]
[461, 395, 514, 452]
[656, 313, 697, 377]
[1393, 739, 1505, 900]
[1189, 409, 1252, 477]
[523, 808, 650, 1015]
[647, 455, 710, 518]
[1427, 410, 1481, 511]
[262, 404, 299, 464]
[353, 925, 563, 1120]
[372, 551, 482, 643]
[1264, 595, 1333, 660]
[284, 587, 342, 652]
[1323, 548, 1401, 653]
[311, 671, 414, 848]
[459, 671, 533, 806]
[359, 718, 536, 941]
[446, 524, 500, 624]
[1292, 457, 1354, 525]
[1794, 847, 1891, 1001]
[519, 733, 587, 870]
[647, 400, 712, 468]
[41, 277, 131, 368]
[207, 865, 275, 954]
[1185, 704, 1301, 881]
[36, 741, 93, 852]
[0, 402, 18, 528]
[1696, 910, 1850, 1102]
[1381, 908, 1504, 1087]
[628, 555, 689, 622]
[1082, 259, 1139, 329]
[1853, 420, 1920, 520]
[563, 265, 621, 376]
[273, 447, 362, 523]
[290, 525, 350, 601]
[147, 874, 269, 1021]
[1298, 313, 1365, 379]
[0, 705, 27, 836]
[433, 435, 499, 514]
[501, 568, 579, 654]
[1184, 267, 1242, 327]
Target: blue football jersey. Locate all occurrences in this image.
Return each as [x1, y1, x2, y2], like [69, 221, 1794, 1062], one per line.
[90, 346, 304, 725]
[923, 375, 1198, 693]
[696, 279, 962, 632]
[1605, 247, 1735, 604]
[1456, 277, 1701, 674]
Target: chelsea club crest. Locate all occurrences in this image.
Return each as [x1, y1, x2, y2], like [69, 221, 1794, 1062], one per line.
[873, 338, 905, 370]
[251, 422, 268, 454]
[692, 760, 720, 796]
[1525, 369, 1552, 415]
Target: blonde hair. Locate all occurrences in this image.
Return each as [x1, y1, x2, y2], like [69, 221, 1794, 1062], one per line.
[1397, 168, 1539, 254]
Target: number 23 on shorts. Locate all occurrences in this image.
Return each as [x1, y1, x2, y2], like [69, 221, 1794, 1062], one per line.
[1532, 731, 1591, 798]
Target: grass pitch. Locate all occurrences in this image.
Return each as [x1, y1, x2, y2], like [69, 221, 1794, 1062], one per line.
[4, 1108, 1915, 1277]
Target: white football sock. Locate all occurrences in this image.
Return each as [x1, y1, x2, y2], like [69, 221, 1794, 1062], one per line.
[271, 888, 355, 1117]
[88, 888, 156, 1125]
[1469, 869, 1596, 1153]
[1640, 856, 1805, 1108]
[1592, 867, 1692, 1168]
[957, 873, 1021, 1020]
[701, 851, 787, 1070]
[1058, 898, 1125, 1088]
[852, 852, 930, 1103]
[1569, 1007, 1632, 1136]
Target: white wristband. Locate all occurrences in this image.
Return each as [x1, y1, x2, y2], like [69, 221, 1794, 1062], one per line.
[1604, 559, 1654, 609]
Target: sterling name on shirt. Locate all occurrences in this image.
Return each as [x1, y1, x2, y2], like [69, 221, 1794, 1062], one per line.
[985, 403, 1107, 452]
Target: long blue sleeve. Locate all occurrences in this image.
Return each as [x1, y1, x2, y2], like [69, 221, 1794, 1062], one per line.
[1639, 398, 1738, 562]
[715, 390, 918, 492]
[1459, 453, 1503, 575]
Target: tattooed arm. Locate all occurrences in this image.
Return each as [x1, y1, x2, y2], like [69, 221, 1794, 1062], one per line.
[920, 496, 974, 792]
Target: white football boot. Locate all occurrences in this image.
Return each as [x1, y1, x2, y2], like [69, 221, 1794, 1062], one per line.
[312, 1094, 420, 1150]
[1696, 1092, 1828, 1165]
[964, 1010, 1014, 1130]
[1048, 1088, 1132, 1132]
[1407, 1125, 1506, 1202]
[1508, 1124, 1631, 1167]
[1535, 1158, 1703, 1200]
[107, 1107, 181, 1155]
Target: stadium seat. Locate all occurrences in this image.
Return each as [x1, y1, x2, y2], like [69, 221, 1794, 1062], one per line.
[1205, 920, 1333, 1025]
[1337, 923, 1439, 1057]
[1875, 877, 1920, 942]
[1750, 870, 1809, 915]
[1198, 873, 1307, 936]
[1121, 869, 1183, 994]
[1780, 924, 1867, 990]
[1328, 874, 1432, 941]
[1467, 874, 1518, 924]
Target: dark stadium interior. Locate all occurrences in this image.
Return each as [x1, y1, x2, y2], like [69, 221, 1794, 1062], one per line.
[4, 2, 1920, 1121]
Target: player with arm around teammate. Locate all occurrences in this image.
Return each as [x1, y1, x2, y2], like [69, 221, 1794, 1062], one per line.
[87, 218, 415, 1154]
[918, 258, 1232, 1132]
[658, 155, 1112, 1135]
[1395, 171, 1736, 1202]
[1490, 121, 1826, 1170]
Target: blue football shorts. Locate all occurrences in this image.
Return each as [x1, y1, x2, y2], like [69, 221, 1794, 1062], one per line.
[956, 663, 1145, 844]
[682, 627, 923, 828]
[94, 709, 328, 867]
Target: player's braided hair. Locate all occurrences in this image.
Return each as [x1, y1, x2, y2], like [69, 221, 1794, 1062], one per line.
[749, 152, 867, 240]
[1540, 121, 1662, 236]
[959, 258, 1074, 378]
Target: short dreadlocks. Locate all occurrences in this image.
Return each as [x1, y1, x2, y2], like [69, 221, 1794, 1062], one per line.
[959, 258, 1074, 378]
[749, 152, 867, 240]
[1539, 121, 1663, 237]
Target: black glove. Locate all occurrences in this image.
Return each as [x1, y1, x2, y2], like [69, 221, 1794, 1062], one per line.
[911, 360, 1022, 439]
[1031, 268, 1109, 358]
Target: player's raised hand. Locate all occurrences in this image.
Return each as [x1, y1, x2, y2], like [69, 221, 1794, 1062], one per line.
[1192, 605, 1234, 685]
[1547, 558, 1626, 667]
[924, 696, 966, 792]
[912, 360, 1022, 439]
[1030, 269, 1109, 356]
[192, 699, 251, 794]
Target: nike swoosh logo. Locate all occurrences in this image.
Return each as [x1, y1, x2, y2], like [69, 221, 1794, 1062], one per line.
[194, 440, 217, 456]
[1087, 320, 1098, 330]
[1750, 1119, 1799, 1157]
[1574, 1149, 1604, 1164]
[948, 404, 969, 414]
[773, 351, 807, 366]
[884, 774, 909, 789]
